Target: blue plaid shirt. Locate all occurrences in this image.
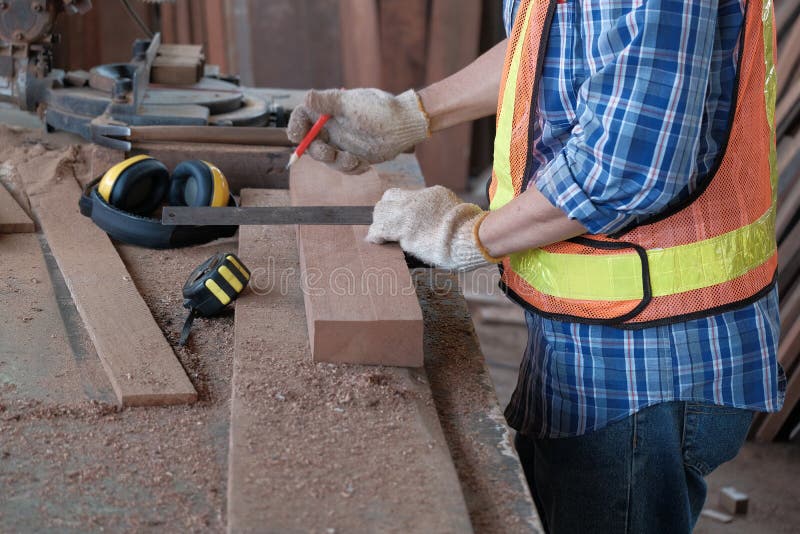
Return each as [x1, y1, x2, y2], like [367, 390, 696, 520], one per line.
[501, 0, 784, 438]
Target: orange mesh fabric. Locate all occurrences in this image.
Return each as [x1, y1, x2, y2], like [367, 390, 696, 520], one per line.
[489, 0, 554, 201]
[494, 0, 777, 326]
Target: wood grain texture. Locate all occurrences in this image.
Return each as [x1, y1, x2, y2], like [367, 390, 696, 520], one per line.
[227, 188, 471, 533]
[290, 158, 423, 367]
[339, 0, 382, 88]
[27, 166, 196, 406]
[415, 0, 482, 191]
[0, 183, 34, 233]
[754, 336, 800, 441]
[379, 0, 428, 92]
[243, 0, 342, 89]
[129, 142, 291, 191]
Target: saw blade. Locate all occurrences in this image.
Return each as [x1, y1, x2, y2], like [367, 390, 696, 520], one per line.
[162, 206, 375, 226]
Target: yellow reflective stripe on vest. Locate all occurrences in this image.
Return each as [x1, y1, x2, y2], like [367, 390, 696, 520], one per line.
[490, 2, 535, 211]
[510, 207, 777, 301]
[762, 0, 778, 202]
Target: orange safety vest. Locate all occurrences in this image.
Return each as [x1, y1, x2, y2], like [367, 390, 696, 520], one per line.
[488, 0, 779, 327]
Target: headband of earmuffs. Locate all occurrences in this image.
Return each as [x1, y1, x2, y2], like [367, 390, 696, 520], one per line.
[80, 156, 237, 249]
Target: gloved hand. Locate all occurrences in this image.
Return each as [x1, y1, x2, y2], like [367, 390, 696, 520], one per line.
[367, 186, 502, 271]
[287, 88, 430, 174]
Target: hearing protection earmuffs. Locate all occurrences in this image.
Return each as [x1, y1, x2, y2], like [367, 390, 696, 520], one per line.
[79, 155, 238, 249]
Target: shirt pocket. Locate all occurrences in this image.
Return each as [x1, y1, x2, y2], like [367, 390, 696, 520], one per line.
[538, 1, 579, 136]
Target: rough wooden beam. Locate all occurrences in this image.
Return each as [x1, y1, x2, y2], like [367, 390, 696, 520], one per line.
[754, 357, 800, 441]
[290, 158, 423, 367]
[415, 0, 482, 191]
[0, 183, 34, 233]
[227, 188, 471, 532]
[339, 0, 382, 88]
[379, 0, 428, 92]
[24, 150, 197, 406]
[129, 142, 291, 191]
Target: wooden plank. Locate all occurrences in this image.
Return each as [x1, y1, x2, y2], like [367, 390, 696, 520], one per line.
[175, 0, 193, 44]
[777, 14, 800, 102]
[227, 188, 472, 533]
[289, 158, 423, 366]
[244, 0, 342, 89]
[23, 151, 197, 407]
[129, 142, 291, 191]
[379, 0, 428, 92]
[0, 183, 34, 233]
[415, 0, 482, 191]
[203, 0, 229, 73]
[755, 342, 800, 441]
[339, 0, 382, 88]
[0, 233, 115, 405]
[160, 2, 177, 43]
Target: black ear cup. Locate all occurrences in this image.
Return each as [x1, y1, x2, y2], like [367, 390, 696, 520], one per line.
[169, 160, 216, 207]
[99, 156, 170, 215]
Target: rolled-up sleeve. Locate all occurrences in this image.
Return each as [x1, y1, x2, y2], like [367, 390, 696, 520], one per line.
[535, 1, 721, 235]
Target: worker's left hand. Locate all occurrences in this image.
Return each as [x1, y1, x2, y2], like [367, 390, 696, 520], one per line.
[367, 185, 495, 271]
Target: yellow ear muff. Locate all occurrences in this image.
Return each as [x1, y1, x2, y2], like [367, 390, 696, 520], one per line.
[202, 161, 231, 208]
[97, 155, 153, 202]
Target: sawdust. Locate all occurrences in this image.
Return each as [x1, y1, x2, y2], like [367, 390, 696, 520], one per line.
[0, 127, 535, 531]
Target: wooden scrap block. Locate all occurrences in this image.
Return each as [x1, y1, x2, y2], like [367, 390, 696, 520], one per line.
[289, 158, 423, 367]
[719, 487, 749, 515]
[26, 154, 196, 406]
[700, 509, 734, 524]
[151, 43, 205, 85]
[0, 183, 34, 233]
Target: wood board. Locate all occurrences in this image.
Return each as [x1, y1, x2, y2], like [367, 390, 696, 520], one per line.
[289, 158, 423, 367]
[339, 0, 382, 88]
[415, 0, 482, 191]
[227, 188, 472, 533]
[129, 142, 291, 191]
[25, 156, 197, 406]
[0, 183, 34, 233]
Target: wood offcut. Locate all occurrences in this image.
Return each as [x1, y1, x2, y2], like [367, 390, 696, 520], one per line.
[290, 158, 423, 367]
[25, 152, 196, 406]
[0, 183, 35, 233]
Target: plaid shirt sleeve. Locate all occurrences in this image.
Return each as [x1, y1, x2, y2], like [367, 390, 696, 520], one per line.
[534, 2, 722, 234]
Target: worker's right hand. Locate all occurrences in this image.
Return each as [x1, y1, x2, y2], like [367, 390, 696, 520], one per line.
[287, 88, 430, 174]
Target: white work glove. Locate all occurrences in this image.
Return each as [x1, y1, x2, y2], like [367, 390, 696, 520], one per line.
[367, 186, 501, 271]
[287, 88, 430, 174]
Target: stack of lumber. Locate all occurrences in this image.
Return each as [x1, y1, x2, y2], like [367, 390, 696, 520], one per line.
[752, 2, 800, 441]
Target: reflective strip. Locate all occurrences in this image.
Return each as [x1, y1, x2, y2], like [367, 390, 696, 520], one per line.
[762, 0, 778, 202]
[490, 1, 534, 211]
[510, 207, 777, 301]
[219, 265, 243, 293]
[97, 154, 151, 202]
[226, 255, 251, 280]
[205, 279, 231, 305]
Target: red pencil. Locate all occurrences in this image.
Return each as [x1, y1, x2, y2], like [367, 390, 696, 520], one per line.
[286, 114, 331, 169]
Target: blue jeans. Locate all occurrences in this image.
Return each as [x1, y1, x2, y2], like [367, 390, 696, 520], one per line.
[514, 401, 753, 534]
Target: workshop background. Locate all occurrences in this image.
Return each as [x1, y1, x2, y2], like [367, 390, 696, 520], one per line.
[0, 0, 798, 532]
[53, 0, 505, 194]
[50, 0, 800, 530]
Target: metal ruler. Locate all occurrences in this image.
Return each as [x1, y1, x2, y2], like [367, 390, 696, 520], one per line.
[162, 206, 374, 226]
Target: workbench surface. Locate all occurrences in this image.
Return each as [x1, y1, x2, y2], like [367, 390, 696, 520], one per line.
[0, 107, 539, 532]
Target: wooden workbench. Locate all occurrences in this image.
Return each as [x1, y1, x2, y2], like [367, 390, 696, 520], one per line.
[0, 103, 539, 532]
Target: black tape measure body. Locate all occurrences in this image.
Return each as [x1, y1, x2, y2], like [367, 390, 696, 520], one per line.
[180, 252, 251, 345]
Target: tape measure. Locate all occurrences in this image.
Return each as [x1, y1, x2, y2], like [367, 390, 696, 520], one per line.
[180, 252, 251, 346]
